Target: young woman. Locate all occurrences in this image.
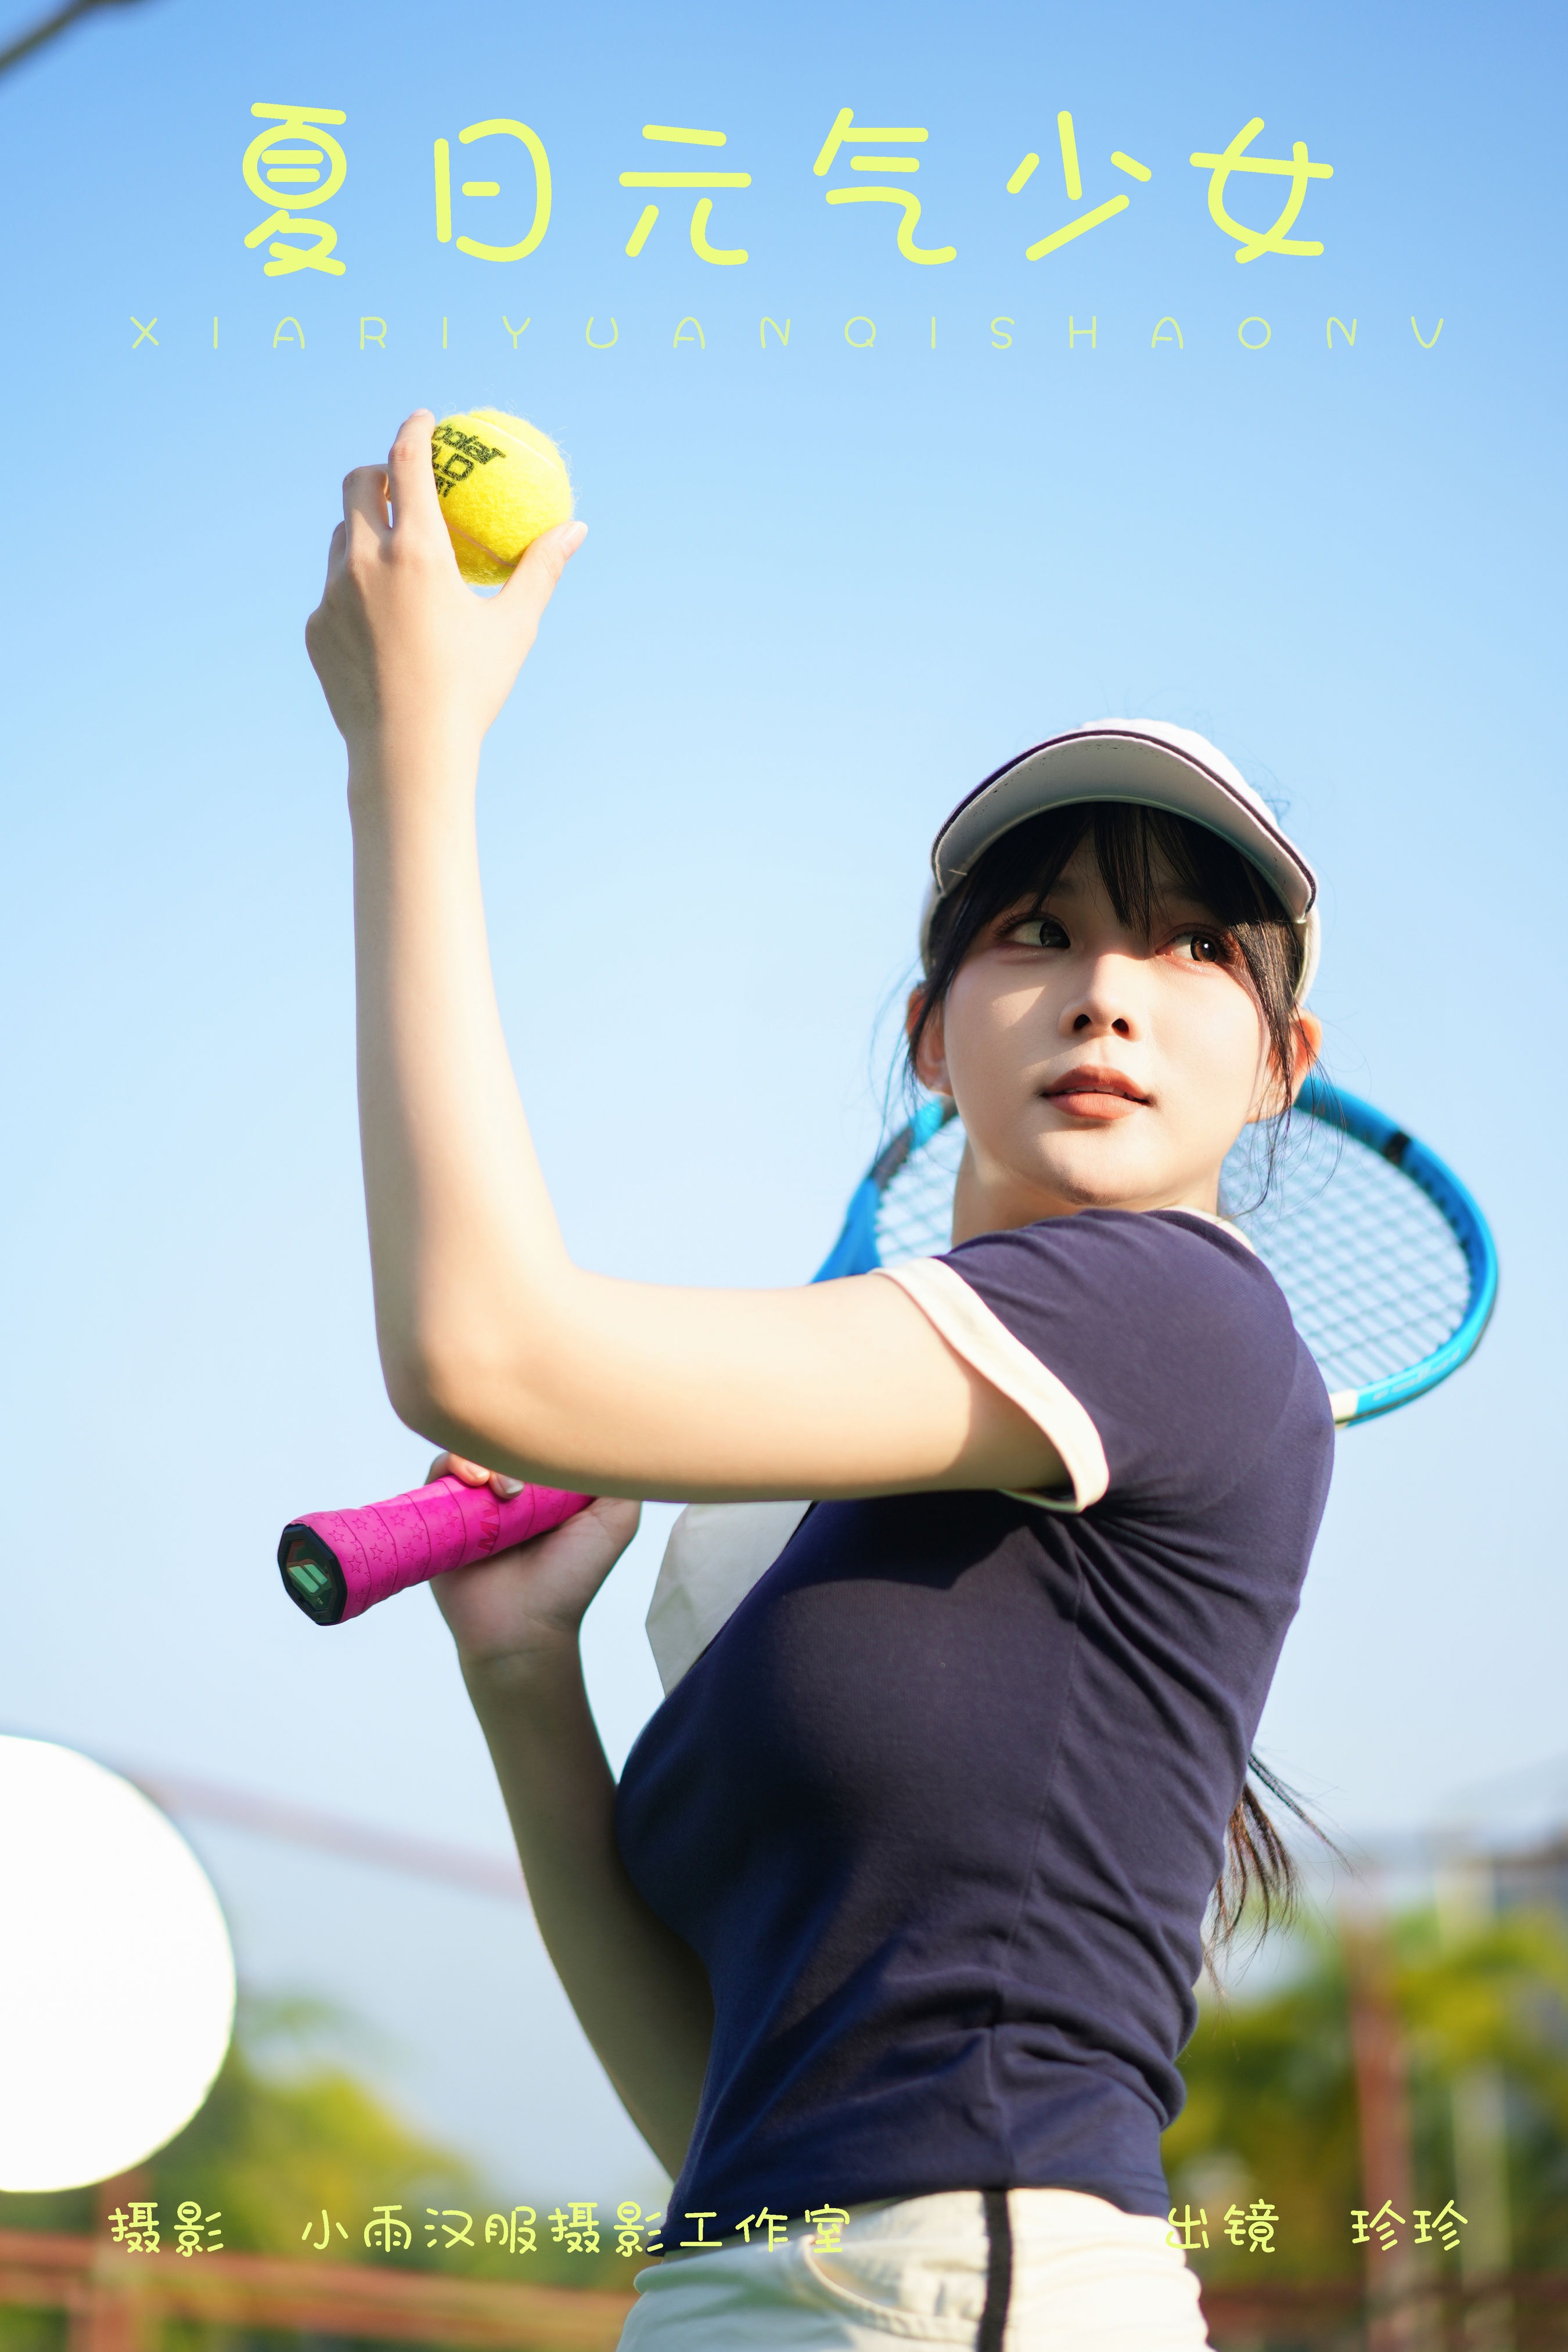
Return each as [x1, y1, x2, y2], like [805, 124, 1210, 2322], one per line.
[305, 412, 1335, 2351]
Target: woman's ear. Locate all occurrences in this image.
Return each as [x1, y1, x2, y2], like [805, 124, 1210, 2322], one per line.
[907, 985, 951, 1096]
[1248, 1008, 1322, 1125]
[1288, 1010, 1324, 1102]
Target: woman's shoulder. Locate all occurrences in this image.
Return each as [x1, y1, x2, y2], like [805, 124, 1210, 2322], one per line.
[929, 1205, 1330, 1508]
[943, 1203, 1294, 1336]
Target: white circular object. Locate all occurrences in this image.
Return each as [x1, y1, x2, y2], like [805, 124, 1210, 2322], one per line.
[0, 1736, 236, 2192]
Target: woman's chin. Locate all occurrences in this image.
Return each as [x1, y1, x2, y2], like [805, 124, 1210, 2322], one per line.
[955, 1160, 1137, 1235]
[1019, 1139, 1171, 1216]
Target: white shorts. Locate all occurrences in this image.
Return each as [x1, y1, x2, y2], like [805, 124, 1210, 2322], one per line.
[615, 2186, 1212, 2349]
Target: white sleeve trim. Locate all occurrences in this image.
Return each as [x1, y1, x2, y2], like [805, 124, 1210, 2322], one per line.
[877, 1257, 1110, 1512]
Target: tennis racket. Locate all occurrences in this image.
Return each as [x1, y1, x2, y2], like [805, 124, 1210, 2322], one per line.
[813, 1074, 1497, 1427]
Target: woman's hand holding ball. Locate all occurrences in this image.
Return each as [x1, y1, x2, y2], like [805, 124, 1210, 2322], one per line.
[304, 407, 586, 775]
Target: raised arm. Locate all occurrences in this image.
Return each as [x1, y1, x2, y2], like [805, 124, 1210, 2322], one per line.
[305, 412, 1064, 1505]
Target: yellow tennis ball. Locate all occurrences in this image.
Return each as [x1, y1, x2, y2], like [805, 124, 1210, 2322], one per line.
[429, 408, 574, 586]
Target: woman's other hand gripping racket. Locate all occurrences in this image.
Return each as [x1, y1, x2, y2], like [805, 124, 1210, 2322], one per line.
[419, 1456, 639, 1678]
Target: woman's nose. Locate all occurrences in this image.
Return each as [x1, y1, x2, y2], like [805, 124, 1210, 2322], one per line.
[1062, 957, 1141, 1040]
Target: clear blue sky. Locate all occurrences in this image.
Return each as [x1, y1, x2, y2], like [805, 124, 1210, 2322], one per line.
[1, 0, 1563, 2195]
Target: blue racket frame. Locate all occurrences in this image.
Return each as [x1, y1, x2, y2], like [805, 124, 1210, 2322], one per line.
[1290, 1075, 1497, 1423]
[813, 1078, 1497, 1428]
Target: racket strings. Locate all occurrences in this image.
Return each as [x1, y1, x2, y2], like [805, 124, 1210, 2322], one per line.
[1226, 1134, 1470, 1389]
[875, 1117, 966, 1264]
[873, 1112, 1474, 1401]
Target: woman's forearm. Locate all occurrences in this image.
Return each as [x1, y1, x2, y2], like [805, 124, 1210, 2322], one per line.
[464, 1638, 714, 2176]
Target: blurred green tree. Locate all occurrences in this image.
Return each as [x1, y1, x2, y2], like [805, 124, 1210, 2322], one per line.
[1163, 1898, 1568, 2283]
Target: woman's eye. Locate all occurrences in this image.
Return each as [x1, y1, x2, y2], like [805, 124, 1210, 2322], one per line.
[1175, 929, 1229, 964]
[1005, 916, 1069, 950]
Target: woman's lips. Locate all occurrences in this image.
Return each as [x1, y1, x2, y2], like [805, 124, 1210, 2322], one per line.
[1042, 1069, 1150, 1121]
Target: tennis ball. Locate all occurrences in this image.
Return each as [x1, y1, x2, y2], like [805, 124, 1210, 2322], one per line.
[429, 408, 574, 587]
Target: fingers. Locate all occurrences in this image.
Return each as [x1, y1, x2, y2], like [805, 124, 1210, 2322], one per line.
[497, 517, 587, 632]
[427, 1451, 524, 1498]
[336, 412, 445, 562]
[585, 1495, 641, 1541]
[429, 1451, 484, 1486]
[385, 409, 447, 542]
[341, 463, 391, 550]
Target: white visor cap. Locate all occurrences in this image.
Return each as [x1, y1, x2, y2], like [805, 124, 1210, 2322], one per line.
[927, 719, 1321, 1002]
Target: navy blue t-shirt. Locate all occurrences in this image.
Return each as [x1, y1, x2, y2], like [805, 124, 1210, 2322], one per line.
[614, 1209, 1334, 2227]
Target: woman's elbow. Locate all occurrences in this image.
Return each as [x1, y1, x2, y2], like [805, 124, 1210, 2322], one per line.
[380, 1346, 444, 1444]
[377, 1327, 561, 1470]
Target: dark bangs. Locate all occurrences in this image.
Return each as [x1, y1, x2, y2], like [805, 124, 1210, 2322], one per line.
[908, 801, 1305, 1103]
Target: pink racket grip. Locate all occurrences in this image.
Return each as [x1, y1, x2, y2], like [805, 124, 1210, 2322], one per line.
[278, 1474, 594, 1626]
